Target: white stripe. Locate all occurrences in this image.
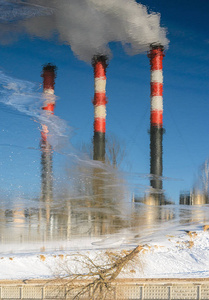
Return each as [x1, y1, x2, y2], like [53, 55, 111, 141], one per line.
[44, 88, 54, 95]
[42, 93, 56, 105]
[151, 96, 163, 111]
[94, 105, 106, 119]
[41, 124, 49, 133]
[95, 78, 106, 92]
[151, 70, 163, 83]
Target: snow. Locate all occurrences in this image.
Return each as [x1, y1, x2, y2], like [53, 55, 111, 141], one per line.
[1, 229, 209, 280]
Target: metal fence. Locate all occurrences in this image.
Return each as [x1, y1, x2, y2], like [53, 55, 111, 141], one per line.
[0, 279, 209, 299]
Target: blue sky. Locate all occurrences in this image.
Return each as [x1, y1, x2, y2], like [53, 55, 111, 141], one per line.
[0, 0, 208, 203]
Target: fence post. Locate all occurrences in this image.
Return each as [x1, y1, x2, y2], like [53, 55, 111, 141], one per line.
[197, 285, 201, 300]
[141, 286, 144, 300]
[168, 286, 172, 300]
[20, 286, 23, 299]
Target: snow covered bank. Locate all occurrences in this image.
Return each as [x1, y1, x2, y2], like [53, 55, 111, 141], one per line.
[1, 228, 209, 280]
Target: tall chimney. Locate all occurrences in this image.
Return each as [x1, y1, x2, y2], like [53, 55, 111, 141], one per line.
[92, 55, 108, 162]
[41, 63, 56, 113]
[40, 64, 57, 201]
[148, 45, 164, 192]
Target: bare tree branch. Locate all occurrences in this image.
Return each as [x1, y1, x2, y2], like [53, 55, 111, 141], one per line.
[53, 246, 142, 299]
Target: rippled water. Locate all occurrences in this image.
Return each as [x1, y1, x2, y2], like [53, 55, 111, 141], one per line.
[1, 194, 209, 246]
[0, 0, 208, 254]
[1, 132, 209, 248]
[0, 98, 208, 249]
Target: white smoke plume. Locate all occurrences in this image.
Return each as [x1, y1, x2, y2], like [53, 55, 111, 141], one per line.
[0, 0, 168, 61]
[0, 0, 52, 22]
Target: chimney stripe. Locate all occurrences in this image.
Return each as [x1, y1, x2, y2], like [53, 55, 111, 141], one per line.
[94, 118, 106, 133]
[93, 93, 107, 105]
[151, 82, 163, 97]
[41, 124, 49, 142]
[94, 105, 106, 119]
[151, 70, 163, 83]
[42, 103, 55, 112]
[43, 88, 55, 95]
[42, 70, 56, 90]
[151, 110, 163, 126]
[95, 78, 106, 92]
[151, 96, 163, 110]
[94, 62, 106, 78]
[149, 48, 164, 71]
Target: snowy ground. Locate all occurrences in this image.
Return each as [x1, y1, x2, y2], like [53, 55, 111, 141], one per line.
[1, 227, 209, 280]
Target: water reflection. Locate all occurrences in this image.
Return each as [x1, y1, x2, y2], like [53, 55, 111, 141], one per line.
[40, 138, 53, 202]
[1, 63, 209, 249]
[180, 191, 208, 205]
[68, 163, 128, 237]
[1, 183, 209, 247]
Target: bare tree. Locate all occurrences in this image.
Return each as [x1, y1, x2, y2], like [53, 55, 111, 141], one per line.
[63, 134, 128, 237]
[76, 133, 127, 168]
[105, 134, 126, 168]
[200, 159, 209, 195]
[195, 158, 209, 196]
[53, 245, 142, 299]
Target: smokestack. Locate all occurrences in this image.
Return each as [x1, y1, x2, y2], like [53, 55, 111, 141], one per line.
[40, 63, 57, 201]
[92, 55, 108, 161]
[40, 134, 53, 202]
[41, 63, 56, 113]
[148, 45, 164, 192]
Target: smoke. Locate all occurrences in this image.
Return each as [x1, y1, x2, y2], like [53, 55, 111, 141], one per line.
[0, 0, 168, 61]
[0, 0, 54, 44]
[0, 0, 52, 22]
[0, 70, 70, 150]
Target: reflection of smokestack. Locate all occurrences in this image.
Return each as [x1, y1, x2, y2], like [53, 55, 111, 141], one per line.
[148, 45, 164, 191]
[92, 55, 108, 162]
[40, 138, 53, 202]
[41, 63, 56, 113]
[40, 64, 57, 201]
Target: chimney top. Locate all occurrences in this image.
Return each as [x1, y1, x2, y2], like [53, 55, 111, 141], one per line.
[150, 43, 164, 51]
[91, 55, 108, 69]
[41, 63, 57, 77]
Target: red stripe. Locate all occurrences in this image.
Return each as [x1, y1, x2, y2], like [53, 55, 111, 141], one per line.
[42, 103, 55, 113]
[41, 131, 47, 141]
[151, 110, 163, 126]
[94, 118, 106, 133]
[93, 93, 107, 105]
[151, 82, 163, 96]
[43, 71, 55, 90]
[149, 49, 164, 71]
[94, 62, 106, 78]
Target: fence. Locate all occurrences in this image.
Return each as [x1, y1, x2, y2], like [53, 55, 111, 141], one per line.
[0, 278, 209, 299]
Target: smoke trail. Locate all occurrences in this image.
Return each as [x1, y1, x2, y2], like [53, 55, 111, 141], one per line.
[0, 70, 70, 150]
[0, 0, 54, 44]
[0, 0, 52, 22]
[0, 0, 169, 61]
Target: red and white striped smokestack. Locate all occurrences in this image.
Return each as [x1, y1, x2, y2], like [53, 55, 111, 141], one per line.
[41, 64, 57, 141]
[148, 45, 165, 193]
[40, 64, 57, 202]
[149, 45, 164, 128]
[92, 55, 108, 134]
[41, 63, 57, 114]
[92, 55, 108, 161]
